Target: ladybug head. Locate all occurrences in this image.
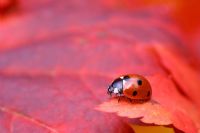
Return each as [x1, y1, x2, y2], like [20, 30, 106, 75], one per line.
[107, 77, 123, 95]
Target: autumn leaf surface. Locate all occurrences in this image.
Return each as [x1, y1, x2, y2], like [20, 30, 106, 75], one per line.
[0, 0, 200, 133]
[96, 99, 172, 125]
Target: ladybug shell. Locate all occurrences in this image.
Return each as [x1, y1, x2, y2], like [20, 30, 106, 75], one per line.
[122, 74, 152, 101]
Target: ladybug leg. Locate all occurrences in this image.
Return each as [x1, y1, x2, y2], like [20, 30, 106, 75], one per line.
[118, 93, 122, 102]
[125, 97, 132, 103]
[118, 97, 121, 102]
[129, 98, 132, 103]
[117, 89, 123, 103]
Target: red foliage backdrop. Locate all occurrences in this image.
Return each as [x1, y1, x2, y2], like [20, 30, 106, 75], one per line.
[0, 0, 200, 133]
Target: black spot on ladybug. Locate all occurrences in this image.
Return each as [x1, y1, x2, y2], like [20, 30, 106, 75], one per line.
[123, 75, 130, 80]
[132, 91, 138, 96]
[137, 79, 142, 86]
[147, 91, 150, 97]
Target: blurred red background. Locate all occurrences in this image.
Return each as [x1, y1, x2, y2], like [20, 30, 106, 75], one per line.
[0, 0, 200, 133]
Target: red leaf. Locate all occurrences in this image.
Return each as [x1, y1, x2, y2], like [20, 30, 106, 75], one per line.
[0, 0, 200, 133]
[148, 74, 200, 133]
[152, 44, 200, 106]
[96, 99, 172, 125]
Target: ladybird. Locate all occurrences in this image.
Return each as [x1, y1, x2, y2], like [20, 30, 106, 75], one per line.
[107, 74, 152, 102]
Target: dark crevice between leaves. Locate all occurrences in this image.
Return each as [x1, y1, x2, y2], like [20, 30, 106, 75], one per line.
[129, 118, 184, 133]
[150, 47, 193, 102]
